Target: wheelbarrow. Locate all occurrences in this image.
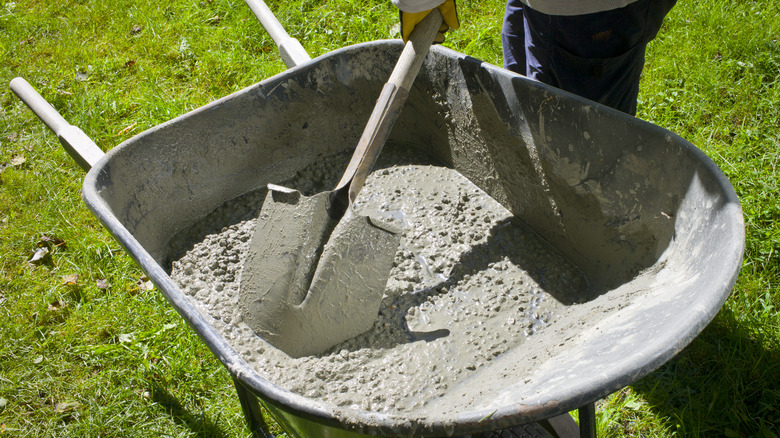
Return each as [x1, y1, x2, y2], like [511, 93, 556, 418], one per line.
[10, 0, 744, 436]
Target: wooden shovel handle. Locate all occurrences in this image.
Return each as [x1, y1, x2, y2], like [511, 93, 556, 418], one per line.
[332, 8, 444, 204]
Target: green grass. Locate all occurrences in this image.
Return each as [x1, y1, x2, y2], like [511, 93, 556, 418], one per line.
[1, 0, 778, 436]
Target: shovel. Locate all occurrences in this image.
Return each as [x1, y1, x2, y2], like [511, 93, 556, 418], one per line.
[239, 9, 444, 357]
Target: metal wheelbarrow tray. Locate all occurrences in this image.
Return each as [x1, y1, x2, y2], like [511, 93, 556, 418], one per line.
[13, 39, 744, 437]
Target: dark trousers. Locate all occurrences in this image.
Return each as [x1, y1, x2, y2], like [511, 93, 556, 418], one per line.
[501, 0, 676, 115]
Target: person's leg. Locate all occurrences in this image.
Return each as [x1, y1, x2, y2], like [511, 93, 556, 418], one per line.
[521, 6, 555, 87]
[522, 0, 677, 115]
[501, 0, 526, 74]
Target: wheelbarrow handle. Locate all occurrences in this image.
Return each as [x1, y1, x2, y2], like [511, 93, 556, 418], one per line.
[243, 0, 311, 68]
[10, 77, 104, 172]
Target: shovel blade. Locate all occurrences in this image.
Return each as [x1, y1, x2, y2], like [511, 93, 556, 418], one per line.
[239, 186, 400, 357]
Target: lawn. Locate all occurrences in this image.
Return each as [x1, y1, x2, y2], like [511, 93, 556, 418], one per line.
[1, 0, 778, 436]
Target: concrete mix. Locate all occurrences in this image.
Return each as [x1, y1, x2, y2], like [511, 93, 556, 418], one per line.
[169, 144, 592, 417]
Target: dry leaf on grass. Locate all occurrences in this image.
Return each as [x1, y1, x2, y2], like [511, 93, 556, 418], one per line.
[28, 247, 49, 264]
[62, 274, 78, 285]
[9, 155, 26, 167]
[28, 236, 67, 265]
[54, 400, 81, 414]
[39, 235, 66, 248]
[48, 300, 67, 311]
[137, 275, 154, 291]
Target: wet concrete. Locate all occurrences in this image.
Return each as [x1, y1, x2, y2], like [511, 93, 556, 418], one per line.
[169, 145, 602, 417]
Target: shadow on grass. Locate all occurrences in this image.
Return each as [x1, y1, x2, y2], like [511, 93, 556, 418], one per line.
[633, 308, 780, 436]
[151, 382, 232, 438]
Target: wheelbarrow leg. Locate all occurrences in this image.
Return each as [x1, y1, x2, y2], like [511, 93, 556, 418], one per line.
[232, 377, 275, 438]
[537, 413, 579, 437]
[535, 402, 596, 438]
[578, 402, 597, 438]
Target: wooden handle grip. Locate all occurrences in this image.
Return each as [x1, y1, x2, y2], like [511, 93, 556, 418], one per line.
[333, 8, 443, 201]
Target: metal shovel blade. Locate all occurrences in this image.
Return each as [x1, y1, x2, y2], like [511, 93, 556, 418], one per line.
[239, 10, 442, 357]
[239, 185, 401, 357]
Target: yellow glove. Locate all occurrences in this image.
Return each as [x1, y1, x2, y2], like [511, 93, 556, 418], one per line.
[400, 0, 459, 43]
